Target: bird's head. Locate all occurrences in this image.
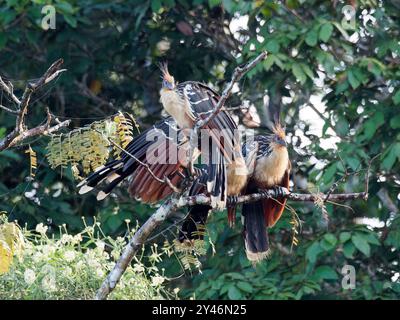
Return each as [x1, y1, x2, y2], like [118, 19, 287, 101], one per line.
[271, 123, 287, 148]
[159, 62, 175, 90]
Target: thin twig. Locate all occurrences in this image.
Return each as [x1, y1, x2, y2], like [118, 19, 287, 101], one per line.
[0, 104, 19, 114]
[187, 51, 268, 173]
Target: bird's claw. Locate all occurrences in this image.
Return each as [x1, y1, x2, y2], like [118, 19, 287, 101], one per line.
[273, 186, 285, 198]
[257, 189, 270, 198]
[227, 195, 238, 206]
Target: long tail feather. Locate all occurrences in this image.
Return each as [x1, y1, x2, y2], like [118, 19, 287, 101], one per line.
[242, 200, 270, 263]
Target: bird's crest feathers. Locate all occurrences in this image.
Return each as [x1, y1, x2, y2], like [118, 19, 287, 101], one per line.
[159, 62, 174, 84]
[272, 123, 286, 140]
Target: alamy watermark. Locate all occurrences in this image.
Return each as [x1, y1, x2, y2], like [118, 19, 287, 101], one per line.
[41, 5, 56, 30]
[341, 264, 356, 290]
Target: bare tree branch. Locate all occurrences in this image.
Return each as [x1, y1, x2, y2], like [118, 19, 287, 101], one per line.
[0, 59, 69, 152]
[95, 186, 367, 300]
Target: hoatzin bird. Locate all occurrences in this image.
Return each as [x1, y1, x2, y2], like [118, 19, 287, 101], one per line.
[239, 124, 291, 262]
[158, 64, 248, 213]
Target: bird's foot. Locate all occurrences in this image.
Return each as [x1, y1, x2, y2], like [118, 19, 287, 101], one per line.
[227, 195, 238, 207]
[273, 186, 286, 198]
[257, 188, 271, 198]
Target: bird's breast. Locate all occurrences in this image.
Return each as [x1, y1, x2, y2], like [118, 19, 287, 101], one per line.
[254, 147, 289, 187]
[160, 89, 194, 130]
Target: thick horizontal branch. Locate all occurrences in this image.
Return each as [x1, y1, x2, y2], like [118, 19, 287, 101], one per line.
[95, 187, 367, 300]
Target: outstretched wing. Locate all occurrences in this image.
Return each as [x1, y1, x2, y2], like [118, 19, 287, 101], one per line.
[78, 117, 198, 203]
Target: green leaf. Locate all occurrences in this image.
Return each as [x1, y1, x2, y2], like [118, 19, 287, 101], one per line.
[301, 63, 314, 79]
[0, 34, 7, 50]
[56, 1, 75, 14]
[228, 285, 242, 299]
[313, 266, 338, 280]
[352, 234, 371, 257]
[346, 157, 360, 171]
[236, 281, 253, 293]
[364, 232, 381, 246]
[323, 163, 337, 184]
[222, 0, 234, 13]
[382, 143, 400, 170]
[343, 242, 356, 258]
[393, 90, 400, 105]
[226, 272, 245, 280]
[390, 115, 400, 129]
[323, 233, 337, 246]
[360, 111, 385, 142]
[63, 14, 77, 28]
[265, 39, 280, 54]
[305, 29, 318, 46]
[339, 232, 351, 243]
[292, 64, 306, 84]
[335, 117, 349, 136]
[319, 23, 333, 42]
[263, 55, 275, 70]
[320, 236, 337, 251]
[347, 70, 360, 89]
[151, 0, 162, 12]
[306, 242, 322, 263]
[208, 0, 221, 8]
[0, 9, 17, 25]
[0, 150, 21, 161]
[163, 0, 176, 7]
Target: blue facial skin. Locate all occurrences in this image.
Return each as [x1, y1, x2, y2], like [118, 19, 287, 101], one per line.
[274, 136, 287, 147]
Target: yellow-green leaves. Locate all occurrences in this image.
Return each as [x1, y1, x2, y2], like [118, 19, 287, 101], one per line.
[0, 221, 24, 275]
[46, 112, 138, 176]
[25, 145, 37, 179]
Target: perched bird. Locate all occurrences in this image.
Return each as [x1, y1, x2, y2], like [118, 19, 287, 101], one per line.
[239, 124, 291, 262]
[77, 116, 198, 203]
[159, 63, 248, 213]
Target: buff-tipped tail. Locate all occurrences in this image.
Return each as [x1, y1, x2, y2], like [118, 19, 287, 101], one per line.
[242, 200, 270, 263]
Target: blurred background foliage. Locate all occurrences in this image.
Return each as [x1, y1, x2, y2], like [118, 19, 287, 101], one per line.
[0, 0, 399, 299]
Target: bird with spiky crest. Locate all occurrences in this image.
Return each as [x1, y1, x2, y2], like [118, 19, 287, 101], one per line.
[236, 122, 291, 263]
[159, 63, 248, 212]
